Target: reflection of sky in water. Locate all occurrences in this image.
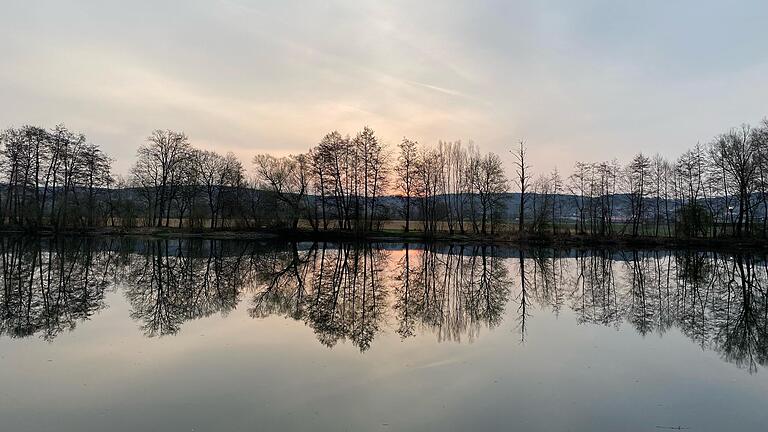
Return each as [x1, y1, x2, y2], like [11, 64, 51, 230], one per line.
[0, 240, 767, 431]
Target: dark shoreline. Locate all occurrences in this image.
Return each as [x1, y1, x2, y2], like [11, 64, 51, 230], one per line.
[1, 226, 767, 252]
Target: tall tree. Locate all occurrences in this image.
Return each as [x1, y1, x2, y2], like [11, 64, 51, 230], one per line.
[132, 130, 192, 227]
[710, 125, 760, 236]
[625, 153, 651, 237]
[472, 153, 508, 234]
[512, 141, 531, 234]
[396, 138, 418, 232]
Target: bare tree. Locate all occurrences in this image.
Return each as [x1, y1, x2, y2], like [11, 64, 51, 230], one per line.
[190, 149, 243, 229]
[253, 153, 310, 230]
[512, 141, 531, 234]
[396, 138, 418, 232]
[472, 152, 508, 235]
[193, 149, 225, 228]
[416, 147, 440, 235]
[131, 130, 192, 227]
[79, 143, 113, 227]
[625, 153, 651, 237]
[550, 168, 562, 234]
[0, 124, 112, 229]
[710, 125, 760, 236]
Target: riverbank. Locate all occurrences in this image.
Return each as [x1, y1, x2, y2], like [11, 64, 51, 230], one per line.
[1, 226, 766, 252]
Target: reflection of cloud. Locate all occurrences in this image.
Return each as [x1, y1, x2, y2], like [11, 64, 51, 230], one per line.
[412, 357, 465, 369]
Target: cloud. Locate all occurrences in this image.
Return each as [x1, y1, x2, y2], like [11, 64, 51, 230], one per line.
[1, 0, 767, 176]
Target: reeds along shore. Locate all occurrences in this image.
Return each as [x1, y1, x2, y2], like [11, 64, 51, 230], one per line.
[2, 118, 768, 241]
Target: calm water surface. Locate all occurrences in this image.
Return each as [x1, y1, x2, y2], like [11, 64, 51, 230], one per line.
[0, 237, 766, 431]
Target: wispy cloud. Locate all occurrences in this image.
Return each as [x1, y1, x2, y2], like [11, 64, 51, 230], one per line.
[404, 80, 466, 98]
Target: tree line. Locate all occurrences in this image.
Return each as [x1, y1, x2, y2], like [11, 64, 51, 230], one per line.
[546, 119, 768, 238]
[0, 125, 111, 229]
[1, 118, 768, 238]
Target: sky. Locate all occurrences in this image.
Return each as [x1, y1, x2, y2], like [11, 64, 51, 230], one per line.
[1, 0, 767, 176]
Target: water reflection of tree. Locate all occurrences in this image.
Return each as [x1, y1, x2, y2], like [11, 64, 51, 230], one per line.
[530, 248, 566, 317]
[672, 251, 717, 346]
[122, 240, 249, 336]
[249, 243, 388, 351]
[711, 255, 768, 373]
[569, 250, 621, 328]
[245, 244, 766, 367]
[0, 237, 114, 340]
[558, 249, 768, 373]
[620, 250, 661, 336]
[1, 237, 766, 372]
[516, 250, 531, 342]
[393, 244, 511, 343]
